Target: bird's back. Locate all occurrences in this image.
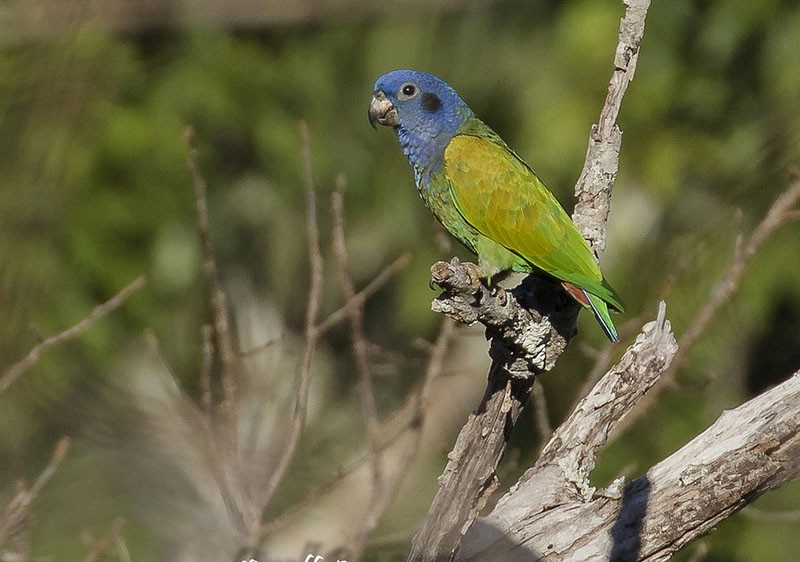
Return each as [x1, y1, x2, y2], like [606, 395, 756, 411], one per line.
[442, 120, 623, 310]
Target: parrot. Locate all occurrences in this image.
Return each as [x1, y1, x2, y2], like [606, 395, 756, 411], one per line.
[368, 69, 624, 341]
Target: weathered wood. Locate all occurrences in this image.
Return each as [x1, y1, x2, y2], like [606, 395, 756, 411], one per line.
[407, 263, 578, 562]
[405, 369, 534, 562]
[406, 1, 653, 559]
[459, 370, 800, 561]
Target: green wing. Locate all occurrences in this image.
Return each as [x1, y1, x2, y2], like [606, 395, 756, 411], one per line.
[443, 120, 623, 312]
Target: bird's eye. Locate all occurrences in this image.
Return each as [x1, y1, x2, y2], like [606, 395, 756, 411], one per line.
[398, 82, 419, 100]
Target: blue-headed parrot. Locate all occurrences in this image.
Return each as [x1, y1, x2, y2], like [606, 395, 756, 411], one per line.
[369, 70, 624, 341]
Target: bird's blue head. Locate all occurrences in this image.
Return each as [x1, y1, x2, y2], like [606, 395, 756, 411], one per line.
[369, 70, 473, 175]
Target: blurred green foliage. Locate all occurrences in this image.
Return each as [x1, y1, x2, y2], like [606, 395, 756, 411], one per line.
[1, 0, 799, 560]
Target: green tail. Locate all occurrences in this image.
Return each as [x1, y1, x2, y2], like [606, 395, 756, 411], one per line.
[585, 292, 619, 342]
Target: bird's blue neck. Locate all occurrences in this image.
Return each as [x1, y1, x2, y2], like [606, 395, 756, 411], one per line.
[396, 126, 450, 180]
[395, 105, 473, 179]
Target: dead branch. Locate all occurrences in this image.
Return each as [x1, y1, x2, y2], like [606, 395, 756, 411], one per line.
[408, 267, 577, 562]
[535, 303, 675, 482]
[176, 124, 416, 558]
[331, 180, 389, 558]
[81, 518, 128, 562]
[185, 125, 239, 424]
[315, 252, 411, 336]
[430, 259, 578, 371]
[669, 178, 800, 379]
[184, 128, 252, 535]
[459, 369, 800, 561]
[573, 0, 652, 253]
[0, 437, 71, 558]
[258, 318, 456, 543]
[615, 178, 800, 435]
[407, 2, 651, 560]
[258, 121, 325, 521]
[445, 303, 674, 561]
[0, 276, 146, 393]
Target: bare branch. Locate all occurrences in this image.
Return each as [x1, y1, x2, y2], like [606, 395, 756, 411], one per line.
[330, 180, 389, 558]
[258, 317, 457, 549]
[316, 252, 411, 336]
[573, 0, 652, 253]
[30, 437, 71, 496]
[670, 179, 800, 377]
[0, 276, 146, 393]
[185, 128, 250, 546]
[408, 3, 653, 559]
[416, 318, 458, 416]
[200, 324, 213, 415]
[260, 462, 364, 539]
[408, 264, 580, 561]
[460, 371, 800, 561]
[0, 437, 71, 556]
[457, 306, 680, 558]
[535, 302, 676, 490]
[616, 178, 800, 434]
[238, 332, 286, 358]
[82, 518, 127, 562]
[259, 120, 324, 515]
[185, 125, 238, 422]
[408, 373, 533, 562]
[331, 183, 383, 454]
[430, 258, 578, 372]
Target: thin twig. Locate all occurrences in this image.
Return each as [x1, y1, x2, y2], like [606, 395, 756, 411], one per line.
[29, 436, 70, 500]
[259, 121, 324, 515]
[186, 127, 248, 537]
[367, 529, 417, 550]
[371, 319, 457, 463]
[259, 412, 415, 539]
[614, 179, 800, 435]
[0, 437, 71, 549]
[82, 518, 127, 562]
[259, 318, 457, 543]
[238, 332, 287, 358]
[200, 324, 213, 415]
[669, 179, 800, 379]
[330, 188, 382, 454]
[143, 329, 197, 409]
[185, 126, 238, 422]
[259, 445, 391, 539]
[143, 330, 247, 531]
[331, 179, 388, 557]
[0, 276, 146, 393]
[316, 253, 411, 336]
[417, 318, 457, 415]
[260, 466, 355, 538]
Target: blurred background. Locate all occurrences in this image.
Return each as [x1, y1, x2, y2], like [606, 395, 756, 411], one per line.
[1, 0, 799, 560]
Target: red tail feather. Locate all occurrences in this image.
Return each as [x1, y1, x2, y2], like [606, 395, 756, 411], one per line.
[561, 281, 590, 307]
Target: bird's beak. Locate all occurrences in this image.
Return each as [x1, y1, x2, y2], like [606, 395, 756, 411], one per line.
[368, 90, 398, 129]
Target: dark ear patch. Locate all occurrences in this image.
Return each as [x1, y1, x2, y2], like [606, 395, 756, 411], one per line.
[421, 92, 442, 113]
